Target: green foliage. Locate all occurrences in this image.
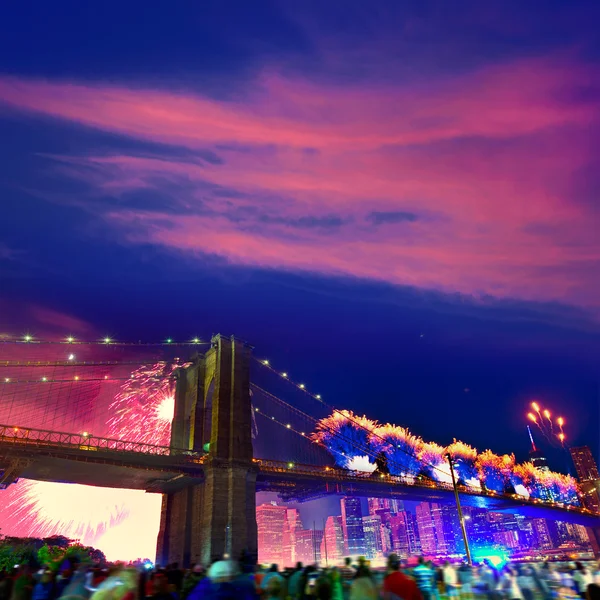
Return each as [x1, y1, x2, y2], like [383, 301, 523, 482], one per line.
[37, 545, 66, 572]
[0, 536, 106, 572]
[0, 539, 40, 571]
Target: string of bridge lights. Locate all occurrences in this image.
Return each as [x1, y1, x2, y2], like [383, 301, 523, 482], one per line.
[0, 375, 170, 384]
[0, 360, 160, 367]
[252, 401, 370, 473]
[254, 356, 478, 487]
[2, 335, 209, 346]
[255, 357, 323, 401]
[251, 383, 418, 477]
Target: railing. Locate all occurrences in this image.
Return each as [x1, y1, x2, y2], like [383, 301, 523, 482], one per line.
[254, 459, 593, 516]
[0, 424, 205, 460]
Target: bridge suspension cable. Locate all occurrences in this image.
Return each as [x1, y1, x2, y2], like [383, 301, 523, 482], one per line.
[0, 340, 186, 444]
[253, 356, 477, 488]
[0, 336, 210, 347]
[251, 382, 432, 482]
[252, 383, 384, 467]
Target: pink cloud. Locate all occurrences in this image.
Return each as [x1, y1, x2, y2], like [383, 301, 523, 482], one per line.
[0, 56, 594, 149]
[0, 55, 598, 310]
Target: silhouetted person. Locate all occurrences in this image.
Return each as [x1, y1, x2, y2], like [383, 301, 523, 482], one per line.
[374, 451, 390, 476]
[10, 566, 33, 600]
[383, 554, 422, 600]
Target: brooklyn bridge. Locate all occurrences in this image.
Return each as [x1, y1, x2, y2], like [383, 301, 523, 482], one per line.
[1, 334, 598, 566]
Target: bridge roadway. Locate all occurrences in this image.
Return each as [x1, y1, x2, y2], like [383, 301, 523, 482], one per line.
[1, 426, 598, 528]
[254, 459, 600, 528]
[0, 425, 205, 492]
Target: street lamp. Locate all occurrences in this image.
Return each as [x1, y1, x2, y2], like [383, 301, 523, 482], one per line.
[446, 453, 472, 566]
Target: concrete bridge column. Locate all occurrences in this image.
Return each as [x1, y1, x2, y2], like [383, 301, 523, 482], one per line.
[156, 335, 257, 567]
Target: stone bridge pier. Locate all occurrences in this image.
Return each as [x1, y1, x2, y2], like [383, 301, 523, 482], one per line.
[156, 335, 257, 567]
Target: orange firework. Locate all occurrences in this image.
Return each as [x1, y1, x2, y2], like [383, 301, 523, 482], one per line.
[371, 423, 423, 453]
[513, 461, 538, 486]
[526, 401, 567, 448]
[419, 441, 446, 464]
[446, 439, 478, 462]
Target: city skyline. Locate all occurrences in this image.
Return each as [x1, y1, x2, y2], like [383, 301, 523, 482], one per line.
[256, 446, 600, 565]
[256, 493, 594, 567]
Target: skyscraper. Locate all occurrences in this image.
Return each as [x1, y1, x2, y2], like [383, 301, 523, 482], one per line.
[570, 446, 600, 513]
[282, 508, 302, 567]
[257, 503, 287, 565]
[341, 497, 365, 555]
[362, 515, 383, 559]
[441, 505, 464, 554]
[405, 511, 421, 554]
[296, 529, 323, 565]
[367, 497, 403, 515]
[416, 502, 450, 555]
[570, 446, 600, 481]
[532, 518, 553, 550]
[388, 512, 410, 558]
[368, 497, 389, 515]
[416, 502, 439, 555]
[321, 516, 345, 564]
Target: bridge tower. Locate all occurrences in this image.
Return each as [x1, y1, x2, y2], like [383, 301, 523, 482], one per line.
[156, 335, 257, 567]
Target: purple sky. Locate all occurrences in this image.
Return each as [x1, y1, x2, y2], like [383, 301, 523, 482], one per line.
[1, 0, 599, 461]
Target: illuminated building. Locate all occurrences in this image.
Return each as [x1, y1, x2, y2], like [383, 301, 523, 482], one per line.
[257, 503, 287, 565]
[493, 530, 519, 549]
[416, 502, 447, 555]
[282, 508, 302, 566]
[380, 518, 393, 554]
[341, 497, 365, 555]
[527, 426, 549, 472]
[362, 515, 382, 558]
[416, 503, 435, 554]
[388, 512, 410, 557]
[321, 516, 345, 564]
[441, 505, 464, 554]
[532, 518, 553, 550]
[573, 524, 591, 546]
[368, 497, 389, 514]
[296, 529, 322, 565]
[570, 447, 600, 481]
[368, 497, 403, 515]
[570, 447, 600, 513]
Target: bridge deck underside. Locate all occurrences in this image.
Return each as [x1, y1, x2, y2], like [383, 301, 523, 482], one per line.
[0, 445, 204, 493]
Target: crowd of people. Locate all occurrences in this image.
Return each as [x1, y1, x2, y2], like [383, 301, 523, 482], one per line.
[1, 554, 600, 600]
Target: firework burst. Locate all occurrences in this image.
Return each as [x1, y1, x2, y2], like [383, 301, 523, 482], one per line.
[526, 401, 566, 448]
[311, 410, 377, 469]
[106, 362, 181, 446]
[476, 450, 515, 493]
[370, 424, 423, 477]
[312, 409, 577, 505]
[446, 439, 479, 486]
[419, 442, 452, 483]
[2, 361, 182, 559]
[4, 480, 130, 543]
